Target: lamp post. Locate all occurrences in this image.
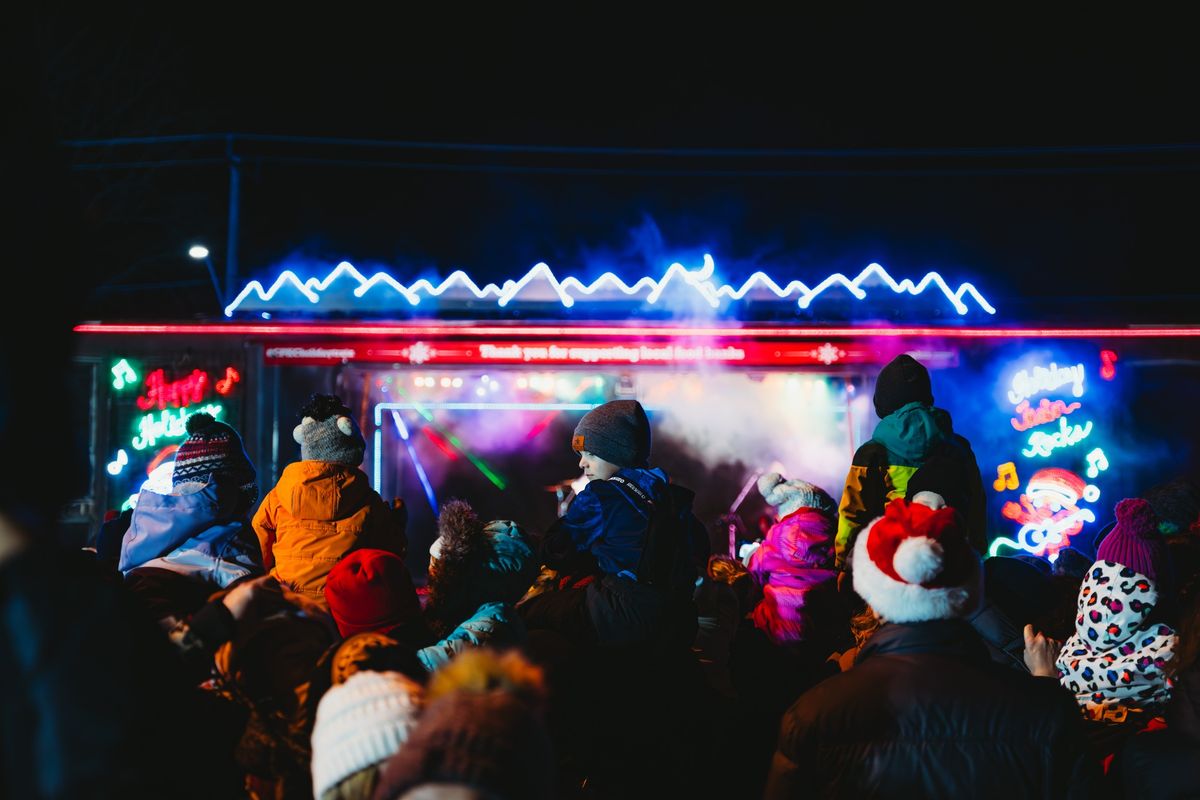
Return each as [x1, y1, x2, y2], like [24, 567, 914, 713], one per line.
[188, 244, 225, 309]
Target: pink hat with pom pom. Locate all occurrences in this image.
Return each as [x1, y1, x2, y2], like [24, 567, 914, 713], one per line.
[1095, 497, 1169, 585]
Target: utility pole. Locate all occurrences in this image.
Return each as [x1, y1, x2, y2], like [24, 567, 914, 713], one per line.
[224, 134, 241, 307]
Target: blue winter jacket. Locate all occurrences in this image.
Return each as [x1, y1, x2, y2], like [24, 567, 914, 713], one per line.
[547, 466, 670, 579]
[118, 480, 262, 588]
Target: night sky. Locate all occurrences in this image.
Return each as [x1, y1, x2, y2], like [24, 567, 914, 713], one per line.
[21, 12, 1200, 325]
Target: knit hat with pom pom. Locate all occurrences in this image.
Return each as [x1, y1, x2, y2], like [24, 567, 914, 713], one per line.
[171, 411, 257, 506]
[1096, 497, 1169, 586]
[756, 472, 838, 519]
[851, 491, 982, 623]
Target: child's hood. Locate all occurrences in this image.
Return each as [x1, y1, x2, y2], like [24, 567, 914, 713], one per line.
[1073, 559, 1161, 649]
[274, 460, 373, 521]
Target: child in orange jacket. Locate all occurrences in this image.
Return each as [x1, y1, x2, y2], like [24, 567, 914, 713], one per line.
[252, 394, 406, 607]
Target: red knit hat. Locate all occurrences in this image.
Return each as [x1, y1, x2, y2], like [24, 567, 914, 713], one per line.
[852, 492, 982, 623]
[325, 549, 421, 638]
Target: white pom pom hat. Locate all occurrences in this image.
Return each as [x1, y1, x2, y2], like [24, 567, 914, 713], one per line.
[757, 472, 838, 520]
[311, 670, 424, 797]
[851, 491, 982, 623]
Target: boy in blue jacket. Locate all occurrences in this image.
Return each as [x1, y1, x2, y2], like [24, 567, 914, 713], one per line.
[521, 400, 707, 648]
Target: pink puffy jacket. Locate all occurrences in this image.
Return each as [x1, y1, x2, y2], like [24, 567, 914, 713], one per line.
[747, 506, 838, 645]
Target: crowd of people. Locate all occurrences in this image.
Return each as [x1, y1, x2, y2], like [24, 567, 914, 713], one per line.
[3, 352, 1200, 798]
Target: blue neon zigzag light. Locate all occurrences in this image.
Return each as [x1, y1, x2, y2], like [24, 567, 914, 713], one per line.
[224, 255, 996, 317]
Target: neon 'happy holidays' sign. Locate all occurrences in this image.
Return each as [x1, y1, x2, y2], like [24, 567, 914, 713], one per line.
[108, 360, 243, 510]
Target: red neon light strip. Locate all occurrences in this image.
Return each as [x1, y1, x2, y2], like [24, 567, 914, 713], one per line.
[73, 322, 1200, 339]
[524, 410, 560, 441]
[421, 427, 460, 460]
[146, 444, 179, 475]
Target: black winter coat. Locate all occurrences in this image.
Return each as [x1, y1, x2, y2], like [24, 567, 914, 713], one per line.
[765, 618, 1096, 799]
[1120, 666, 1200, 799]
[0, 544, 242, 798]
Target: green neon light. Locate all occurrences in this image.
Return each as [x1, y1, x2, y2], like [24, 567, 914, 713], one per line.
[132, 403, 223, 451]
[1021, 417, 1094, 459]
[988, 537, 1022, 558]
[111, 359, 138, 390]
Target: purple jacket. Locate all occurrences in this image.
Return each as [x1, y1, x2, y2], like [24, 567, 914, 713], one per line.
[747, 507, 838, 645]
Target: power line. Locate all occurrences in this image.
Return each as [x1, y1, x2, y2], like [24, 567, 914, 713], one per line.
[70, 154, 1200, 177]
[61, 133, 1200, 159]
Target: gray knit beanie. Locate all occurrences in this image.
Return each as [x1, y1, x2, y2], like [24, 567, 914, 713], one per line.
[293, 393, 367, 465]
[571, 400, 651, 468]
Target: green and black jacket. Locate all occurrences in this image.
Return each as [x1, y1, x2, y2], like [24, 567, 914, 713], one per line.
[834, 401, 987, 569]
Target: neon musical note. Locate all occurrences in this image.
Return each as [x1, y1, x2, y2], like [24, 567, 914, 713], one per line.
[215, 366, 241, 395]
[106, 449, 128, 476]
[1085, 447, 1110, 479]
[993, 461, 1019, 491]
[111, 359, 137, 391]
[1100, 350, 1117, 381]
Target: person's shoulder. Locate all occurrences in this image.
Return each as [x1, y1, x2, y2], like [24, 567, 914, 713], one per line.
[577, 477, 616, 497]
[850, 439, 890, 467]
[967, 661, 1081, 716]
[779, 668, 866, 731]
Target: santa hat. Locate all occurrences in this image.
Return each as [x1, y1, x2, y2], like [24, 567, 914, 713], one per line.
[757, 472, 838, 519]
[852, 492, 982, 623]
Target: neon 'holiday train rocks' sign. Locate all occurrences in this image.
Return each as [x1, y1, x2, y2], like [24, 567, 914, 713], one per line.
[989, 353, 1113, 562]
[107, 358, 243, 511]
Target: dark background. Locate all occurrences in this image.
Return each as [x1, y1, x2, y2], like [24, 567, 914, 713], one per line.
[22, 11, 1200, 326]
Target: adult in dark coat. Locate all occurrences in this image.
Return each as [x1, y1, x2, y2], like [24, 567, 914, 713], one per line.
[1118, 579, 1200, 798]
[0, 42, 242, 797]
[765, 493, 1095, 799]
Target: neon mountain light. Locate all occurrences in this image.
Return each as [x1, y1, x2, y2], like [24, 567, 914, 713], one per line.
[224, 256, 996, 318]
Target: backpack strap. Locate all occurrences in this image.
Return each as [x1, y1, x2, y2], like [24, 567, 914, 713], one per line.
[605, 475, 688, 589]
[606, 475, 655, 582]
[607, 474, 653, 514]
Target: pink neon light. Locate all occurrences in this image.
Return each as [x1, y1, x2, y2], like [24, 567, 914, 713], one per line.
[215, 366, 241, 395]
[73, 322, 1200, 339]
[1010, 399, 1083, 432]
[260, 340, 891, 367]
[524, 410, 560, 441]
[1100, 350, 1118, 380]
[136, 369, 209, 411]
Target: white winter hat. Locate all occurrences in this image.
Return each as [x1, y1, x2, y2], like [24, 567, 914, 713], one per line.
[311, 670, 424, 798]
[851, 491, 982, 623]
[756, 472, 837, 519]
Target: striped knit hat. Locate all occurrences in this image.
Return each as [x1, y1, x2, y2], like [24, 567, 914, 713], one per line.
[172, 412, 258, 506]
[311, 670, 424, 798]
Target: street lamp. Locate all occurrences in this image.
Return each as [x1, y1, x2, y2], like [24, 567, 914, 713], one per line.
[188, 244, 224, 308]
